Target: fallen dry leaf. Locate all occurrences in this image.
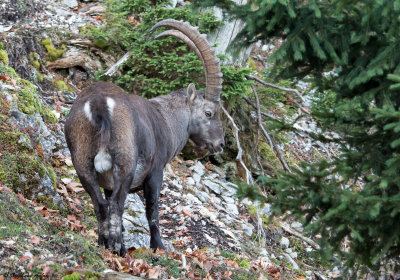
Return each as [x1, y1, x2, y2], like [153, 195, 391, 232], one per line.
[147, 267, 159, 279]
[42, 266, 51, 276]
[30, 235, 40, 245]
[66, 181, 84, 193]
[19, 255, 31, 261]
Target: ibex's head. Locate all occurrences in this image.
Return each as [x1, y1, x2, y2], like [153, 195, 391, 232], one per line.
[151, 20, 225, 154]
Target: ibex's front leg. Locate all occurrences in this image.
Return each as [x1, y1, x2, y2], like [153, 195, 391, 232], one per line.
[143, 170, 164, 250]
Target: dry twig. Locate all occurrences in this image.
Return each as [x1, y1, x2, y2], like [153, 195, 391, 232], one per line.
[251, 85, 292, 173]
[242, 95, 279, 120]
[101, 50, 133, 77]
[280, 222, 320, 250]
[221, 105, 254, 184]
[246, 74, 309, 114]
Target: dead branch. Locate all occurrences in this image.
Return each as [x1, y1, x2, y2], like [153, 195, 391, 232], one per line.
[280, 222, 320, 250]
[242, 95, 279, 120]
[246, 74, 305, 102]
[101, 50, 133, 77]
[251, 84, 292, 173]
[67, 39, 96, 48]
[221, 105, 254, 184]
[46, 51, 101, 74]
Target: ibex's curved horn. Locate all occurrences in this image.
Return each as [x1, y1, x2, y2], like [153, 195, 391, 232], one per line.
[154, 30, 206, 69]
[151, 19, 222, 102]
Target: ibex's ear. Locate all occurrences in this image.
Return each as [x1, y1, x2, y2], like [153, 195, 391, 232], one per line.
[186, 83, 197, 105]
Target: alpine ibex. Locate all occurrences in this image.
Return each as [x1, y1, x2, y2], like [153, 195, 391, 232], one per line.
[64, 19, 224, 255]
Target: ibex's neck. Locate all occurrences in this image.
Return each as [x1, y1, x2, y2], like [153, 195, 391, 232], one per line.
[150, 90, 190, 160]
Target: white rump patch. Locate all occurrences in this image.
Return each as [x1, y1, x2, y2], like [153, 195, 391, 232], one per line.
[94, 149, 112, 173]
[106, 97, 115, 117]
[84, 101, 93, 123]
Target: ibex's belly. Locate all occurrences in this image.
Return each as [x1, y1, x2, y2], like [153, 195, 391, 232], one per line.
[98, 158, 148, 191]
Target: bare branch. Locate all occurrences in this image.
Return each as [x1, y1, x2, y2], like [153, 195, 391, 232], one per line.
[101, 50, 133, 77]
[251, 85, 292, 173]
[280, 222, 320, 250]
[246, 74, 305, 102]
[242, 95, 279, 120]
[221, 105, 254, 184]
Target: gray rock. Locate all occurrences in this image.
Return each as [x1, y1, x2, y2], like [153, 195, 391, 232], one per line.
[283, 253, 299, 270]
[225, 203, 239, 216]
[260, 203, 272, 216]
[184, 193, 202, 205]
[122, 194, 173, 251]
[195, 190, 211, 203]
[63, 0, 78, 8]
[38, 174, 63, 206]
[221, 195, 235, 204]
[192, 173, 202, 184]
[241, 223, 253, 237]
[220, 182, 238, 197]
[186, 177, 195, 186]
[210, 194, 221, 205]
[207, 0, 252, 67]
[280, 236, 290, 249]
[203, 180, 221, 194]
[191, 161, 205, 177]
[103, 271, 145, 280]
[291, 221, 303, 232]
[240, 198, 253, 206]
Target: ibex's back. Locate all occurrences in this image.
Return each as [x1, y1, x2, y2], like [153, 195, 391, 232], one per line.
[64, 20, 224, 256]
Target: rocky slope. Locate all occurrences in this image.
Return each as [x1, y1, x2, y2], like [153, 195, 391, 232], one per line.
[0, 0, 338, 279]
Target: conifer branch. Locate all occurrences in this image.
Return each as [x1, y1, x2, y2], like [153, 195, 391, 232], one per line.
[221, 105, 254, 184]
[251, 84, 292, 173]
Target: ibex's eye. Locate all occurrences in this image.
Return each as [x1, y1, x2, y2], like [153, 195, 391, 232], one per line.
[205, 111, 212, 118]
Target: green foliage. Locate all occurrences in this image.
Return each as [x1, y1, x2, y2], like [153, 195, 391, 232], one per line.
[195, 0, 400, 273]
[83, 0, 252, 102]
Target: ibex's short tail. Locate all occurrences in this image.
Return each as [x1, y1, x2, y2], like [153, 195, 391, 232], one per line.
[84, 96, 115, 173]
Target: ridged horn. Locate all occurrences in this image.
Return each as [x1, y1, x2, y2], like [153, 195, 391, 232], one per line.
[151, 19, 222, 102]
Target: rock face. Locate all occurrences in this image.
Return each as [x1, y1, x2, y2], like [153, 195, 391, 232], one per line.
[207, 0, 252, 67]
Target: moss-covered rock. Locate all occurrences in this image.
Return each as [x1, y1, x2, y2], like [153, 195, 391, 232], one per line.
[15, 79, 58, 123]
[55, 80, 69, 91]
[0, 49, 9, 65]
[41, 38, 66, 61]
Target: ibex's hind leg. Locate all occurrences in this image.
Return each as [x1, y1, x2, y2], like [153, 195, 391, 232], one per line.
[143, 170, 164, 250]
[107, 165, 134, 256]
[76, 171, 109, 246]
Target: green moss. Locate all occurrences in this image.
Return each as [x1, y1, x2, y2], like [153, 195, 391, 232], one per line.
[55, 80, 69, 91]
[0, 41, 5, 49]
[0, 63, 18, 78]
[37, 73, 44, 82]
[0, 49, 9, 65]
[0, 151, 60, 198]
[47, 167, 57, 189]
[15, 78, 58, 123]
[0, 131, 31, 151]
[258, 141, 281, 170]
[63, 272, 80, 280]
[41, 38, 66, 61]
[32, 60, 40, 69]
